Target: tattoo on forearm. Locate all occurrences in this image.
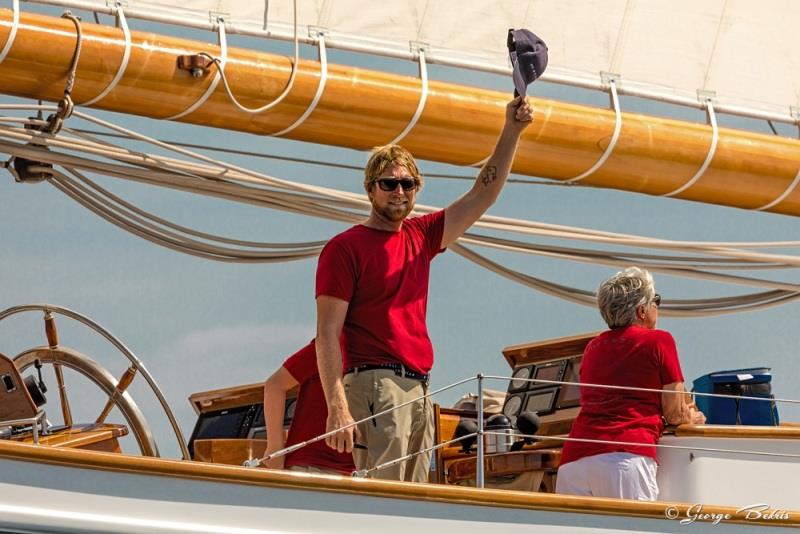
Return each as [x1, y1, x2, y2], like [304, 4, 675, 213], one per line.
[480, 166, 497, 186]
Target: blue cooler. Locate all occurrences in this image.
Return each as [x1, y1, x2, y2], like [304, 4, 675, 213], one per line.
[692, 367, 779, 426]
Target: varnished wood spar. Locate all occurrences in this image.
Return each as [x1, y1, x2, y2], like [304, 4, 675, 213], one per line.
[1, 10, 800, 215]
[0, 440, 796, 527]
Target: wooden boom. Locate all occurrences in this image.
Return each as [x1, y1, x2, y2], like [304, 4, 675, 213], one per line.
[0, 9, 798, 215]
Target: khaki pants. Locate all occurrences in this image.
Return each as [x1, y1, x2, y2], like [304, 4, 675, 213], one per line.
[343, 369, 433, 482]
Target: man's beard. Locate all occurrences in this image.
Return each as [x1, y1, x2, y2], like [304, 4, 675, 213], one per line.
[374, 199, 413, 222]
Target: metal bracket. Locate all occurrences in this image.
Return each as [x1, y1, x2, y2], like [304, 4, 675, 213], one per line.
[410, 41, 429, 60]
[697, 89, 717, 105]
[177, 54, 215, 78]
[105, 0, 128, 8]
[308, 26, 328, 40]
[600, 71, 621, 90]
[791, 106, 800, 139]
[4, 157, 51, 183]
[209, 11, 229, 25]
[697, 90, 717, 126]
[3, 120, 53, 183]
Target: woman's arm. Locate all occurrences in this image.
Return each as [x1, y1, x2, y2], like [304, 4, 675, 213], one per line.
[263, 366, 299, 469]
[662, 382, 705, 425]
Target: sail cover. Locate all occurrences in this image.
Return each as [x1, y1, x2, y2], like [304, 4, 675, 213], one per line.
[33, 0, 800, 123]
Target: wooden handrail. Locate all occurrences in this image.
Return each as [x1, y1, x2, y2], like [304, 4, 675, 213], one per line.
[674, 424, 800, 440]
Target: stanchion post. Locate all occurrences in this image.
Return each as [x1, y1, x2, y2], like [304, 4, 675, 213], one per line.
[476, 373, 484, 489]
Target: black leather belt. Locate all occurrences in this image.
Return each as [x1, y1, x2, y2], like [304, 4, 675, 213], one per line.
[345, 363, 429, 384]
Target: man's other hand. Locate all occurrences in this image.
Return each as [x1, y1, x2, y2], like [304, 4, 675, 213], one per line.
[263, 455, 286, 470]
[326, 407, 359, 453]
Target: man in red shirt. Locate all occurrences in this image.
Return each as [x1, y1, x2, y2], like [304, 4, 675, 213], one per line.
[315, 96, 534, 481]
[556, 267, 705, 500]
[262, 340, 354, 475]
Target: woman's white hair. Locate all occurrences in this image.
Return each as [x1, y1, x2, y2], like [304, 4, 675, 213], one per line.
[597, 267, 656, 328]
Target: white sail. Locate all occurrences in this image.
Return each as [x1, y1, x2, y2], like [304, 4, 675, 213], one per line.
[31, 0, 800, 123]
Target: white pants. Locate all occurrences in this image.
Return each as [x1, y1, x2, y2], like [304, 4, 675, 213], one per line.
[555, 452, 659, 501]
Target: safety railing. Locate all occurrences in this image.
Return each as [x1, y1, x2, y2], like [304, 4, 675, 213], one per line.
[246, 372, 799, 488]
[0, 410, 47, 444]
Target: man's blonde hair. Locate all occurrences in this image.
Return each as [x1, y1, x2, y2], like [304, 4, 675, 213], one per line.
[363, 144, 423, 192]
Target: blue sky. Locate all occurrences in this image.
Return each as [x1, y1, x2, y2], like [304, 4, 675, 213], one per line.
[0, 3, 797, 457]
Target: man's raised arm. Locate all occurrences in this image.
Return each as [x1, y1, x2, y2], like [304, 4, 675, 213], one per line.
[441, 96, 534, 248]
[315, 295, 357, 453]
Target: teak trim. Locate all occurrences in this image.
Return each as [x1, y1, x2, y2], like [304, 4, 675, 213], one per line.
[675, 424, 800, 440]
[502, 332, 600, 368]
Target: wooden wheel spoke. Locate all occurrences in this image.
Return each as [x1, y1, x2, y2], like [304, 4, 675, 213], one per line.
[45, 311, 73, 427]
[96, 366, 137, 424]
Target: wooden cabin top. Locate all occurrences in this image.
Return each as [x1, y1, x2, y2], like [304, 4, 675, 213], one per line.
[501, 331, 600, 368]
[188, 382, 298, 415]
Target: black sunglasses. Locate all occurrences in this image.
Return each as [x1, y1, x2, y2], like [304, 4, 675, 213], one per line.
[375, 178, 417, 192]
[653, 293, 662, 307]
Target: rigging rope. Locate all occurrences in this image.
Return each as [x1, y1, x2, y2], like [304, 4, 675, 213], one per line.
[387, 47, 428, 145]
[64, 126, 567, 186]
[664, 97, 719, 198]
[565, 78, 622, 183]
[0, 0, 19, 66]
[80, 2, 131, 107]
[197, 0, 300, 115]
[44, 11, 82, 134]
[1, 106, 800, 316]
[757, 168, 800, 212]
[165, 18, 228, 121]
[269, 32, 327, 137]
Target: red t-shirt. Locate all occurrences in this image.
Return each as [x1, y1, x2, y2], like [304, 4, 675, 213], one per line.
[560, 326, 685, 465]
[315, 211, 446, 374]
[282, 341, 355, 474]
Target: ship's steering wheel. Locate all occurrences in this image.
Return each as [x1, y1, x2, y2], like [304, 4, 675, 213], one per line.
[0, 304, 189, 459]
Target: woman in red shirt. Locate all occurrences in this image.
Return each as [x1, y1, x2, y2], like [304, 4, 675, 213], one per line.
[556, 267, 705, 500]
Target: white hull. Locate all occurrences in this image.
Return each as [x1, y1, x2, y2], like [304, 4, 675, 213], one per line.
[0, 448, 794, 534]
[658, 436, 800, 510]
